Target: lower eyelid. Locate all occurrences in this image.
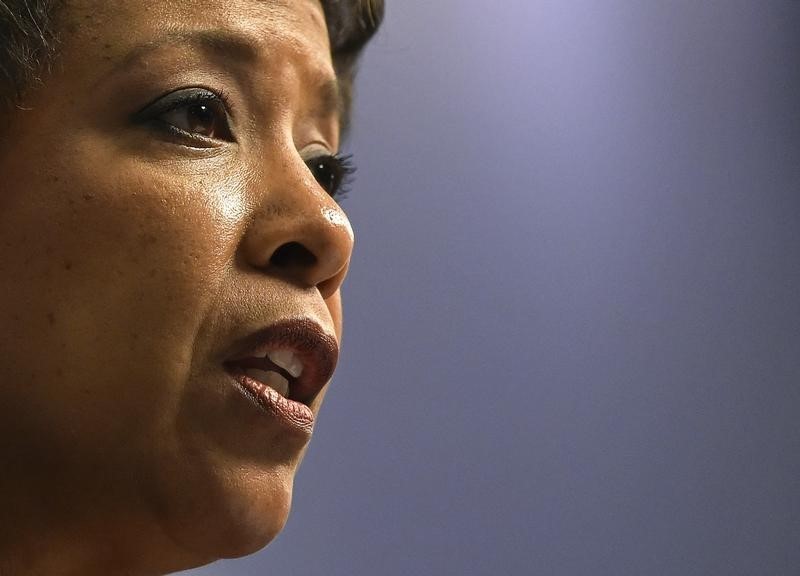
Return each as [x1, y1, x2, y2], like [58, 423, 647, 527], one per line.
[144, 121, 227, 151]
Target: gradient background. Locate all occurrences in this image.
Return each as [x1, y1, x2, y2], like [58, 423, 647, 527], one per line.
[182, 2, 800, 574]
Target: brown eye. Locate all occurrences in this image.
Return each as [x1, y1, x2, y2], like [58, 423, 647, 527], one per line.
[135, 88, 235, 144]
[160, 99, 232, 140]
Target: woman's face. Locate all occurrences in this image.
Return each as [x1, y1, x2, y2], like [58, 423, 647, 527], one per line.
[0, 0, 351, 567]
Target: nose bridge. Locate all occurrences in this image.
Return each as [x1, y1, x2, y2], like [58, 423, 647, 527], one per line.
[240, 147, 354, 299]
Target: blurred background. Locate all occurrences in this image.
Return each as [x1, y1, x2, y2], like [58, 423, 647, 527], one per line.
[184, 1, 800, 574]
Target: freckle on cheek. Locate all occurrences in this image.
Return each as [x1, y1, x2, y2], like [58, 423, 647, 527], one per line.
[46, 312, 56, 326]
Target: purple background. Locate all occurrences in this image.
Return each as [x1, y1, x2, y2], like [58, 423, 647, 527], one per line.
[183, 2, 800, 574]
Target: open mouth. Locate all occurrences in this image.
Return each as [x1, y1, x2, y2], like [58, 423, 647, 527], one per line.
[222, 319, 339, 430]
[228, 349, 304, 401]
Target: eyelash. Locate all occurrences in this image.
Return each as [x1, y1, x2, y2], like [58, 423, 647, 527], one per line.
[306, 153, 356, 202]
[135, 88, 356, 202]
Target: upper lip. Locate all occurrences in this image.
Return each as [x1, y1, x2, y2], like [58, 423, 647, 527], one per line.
[223, 318, 339, 405]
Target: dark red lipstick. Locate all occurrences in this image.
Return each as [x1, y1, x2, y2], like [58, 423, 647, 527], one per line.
[223, 318, 339, 434]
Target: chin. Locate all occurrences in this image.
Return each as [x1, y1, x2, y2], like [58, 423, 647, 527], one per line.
[217, 480, 294, 559]
[215, 518, 290, 560]
[156, 460, 297, 564]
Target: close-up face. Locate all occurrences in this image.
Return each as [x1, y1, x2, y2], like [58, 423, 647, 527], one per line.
[0, 0, 356, 570]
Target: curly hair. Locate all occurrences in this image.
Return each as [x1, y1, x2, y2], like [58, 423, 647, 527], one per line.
[0, 0, 384, 128]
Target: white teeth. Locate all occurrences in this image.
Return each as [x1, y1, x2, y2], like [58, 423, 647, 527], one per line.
[267, 349, 304, 378]
[244, 368, 290, 398]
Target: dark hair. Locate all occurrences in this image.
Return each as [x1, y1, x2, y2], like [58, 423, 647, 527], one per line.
[322, 0, 384, 130]
[0, 0, 60, 106]
[0, 0, 383, 129]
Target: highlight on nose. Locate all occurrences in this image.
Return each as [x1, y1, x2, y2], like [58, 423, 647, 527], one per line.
[240, 164, 355, 297]
[264, 233, 350, 299]
[249, 209, 352, 298]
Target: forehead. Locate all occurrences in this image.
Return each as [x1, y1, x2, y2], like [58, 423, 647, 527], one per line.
[60, 0, 334, 80]
[65, 0, 326, 31]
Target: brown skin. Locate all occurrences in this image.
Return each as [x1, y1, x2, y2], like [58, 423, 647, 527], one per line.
[0, 0, 353, 573]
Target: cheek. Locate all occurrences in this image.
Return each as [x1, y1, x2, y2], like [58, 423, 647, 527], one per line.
[56, 166, 241, 331]
[0, 158, 247, 444]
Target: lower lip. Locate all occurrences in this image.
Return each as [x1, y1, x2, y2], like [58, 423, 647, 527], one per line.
[229, 372, 315, 435]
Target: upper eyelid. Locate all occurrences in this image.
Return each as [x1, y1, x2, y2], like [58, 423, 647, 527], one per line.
[132, 87, 234, 122]
[300, 141, 340, 160]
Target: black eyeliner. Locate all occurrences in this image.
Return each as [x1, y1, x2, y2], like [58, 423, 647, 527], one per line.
[132, 87, 220, 124]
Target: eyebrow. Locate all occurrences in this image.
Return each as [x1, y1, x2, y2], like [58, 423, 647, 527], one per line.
[106, 29, 343, 119]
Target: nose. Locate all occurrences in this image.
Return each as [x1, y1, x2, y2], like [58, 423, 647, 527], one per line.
[240, 153, 354, 300]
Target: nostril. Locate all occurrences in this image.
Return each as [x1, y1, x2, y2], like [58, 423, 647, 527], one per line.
[270, 241, 317, 270]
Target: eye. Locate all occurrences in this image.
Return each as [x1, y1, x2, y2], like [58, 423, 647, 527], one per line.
[305, 153, 356, 202]
[135, 88, 234, 144]
[160, 98, 231, 141]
